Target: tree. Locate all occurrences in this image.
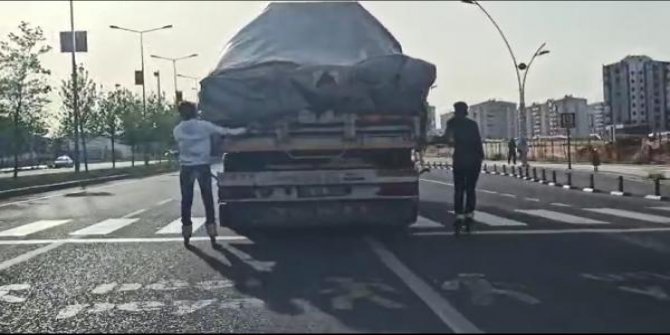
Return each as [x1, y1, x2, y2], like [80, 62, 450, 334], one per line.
[118, 92, 143, 167]
[98, 86, 130, 168]
[145, 93, 178, 160]
[58, 64, 99, 172]
[0, 21, 52, 178]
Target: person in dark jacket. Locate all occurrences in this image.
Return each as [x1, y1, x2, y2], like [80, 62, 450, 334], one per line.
[441, 101, 484, 233]
[507, 138, 517, 165]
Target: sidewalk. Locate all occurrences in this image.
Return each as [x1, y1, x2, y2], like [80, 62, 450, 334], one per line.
[425, 156, 670, 180]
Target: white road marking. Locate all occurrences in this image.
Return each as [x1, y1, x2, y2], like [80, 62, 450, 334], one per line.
[500, 193, 516, 198]
[413, 227, 670, 236]
[0, 284, 30, 303]
[194, 280, 234, 290]
[366, 238, 482, 333]
[156, 198, 173, 206]
[0, 220, 71, 237]
[56, 304, 89, 319]
[610, 191, 626, 196]
[585, 208, 670, 224]
[480, 190, 498, 194]
[156, 217, 206, 235]
[219, 298, 265, 309]
[650, 207, 670, 212]
[420, 179, 454, 187]
[91, 282, 118, 294]
[516, 209, 607, 224]
[583, 188, 595, 193]
[449, 211, 527, 227]
[173, 299, 216, 315]
[410, 216, 443, 229]
[88, 303, 116, 313]
[525, 197, 540, 202]
[70, 219, 139, 236]
[0, 242, 65, 271]
[472, 211, 527, 227]
[117, 301, 164, 312]
[618, 286, 669, 301]
[550, 203, 572, 207]
[146, 280, 189, 291]
[122, 208, 147, 218]
[0, 236, 248, 246]
[118, 283, 142, 292]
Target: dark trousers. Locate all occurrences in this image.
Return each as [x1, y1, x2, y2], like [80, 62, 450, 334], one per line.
[453, 165, 481, 215]
[507, 150, 517, 165]
[180, 165, 215, 226]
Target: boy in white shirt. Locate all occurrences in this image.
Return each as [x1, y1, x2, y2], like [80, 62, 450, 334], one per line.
[172, 101, 246, 244]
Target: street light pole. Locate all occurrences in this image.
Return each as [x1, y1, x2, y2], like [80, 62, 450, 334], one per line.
[69, 0, 80, 173]
[150, 53, 198, 104]
[461, 1, 549, 152]
[110, 24, 172, 166]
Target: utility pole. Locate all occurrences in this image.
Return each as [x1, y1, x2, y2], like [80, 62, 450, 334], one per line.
[69, 0, 81, 173]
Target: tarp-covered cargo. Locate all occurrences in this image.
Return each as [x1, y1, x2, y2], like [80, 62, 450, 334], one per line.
[199, 1, 436, 126]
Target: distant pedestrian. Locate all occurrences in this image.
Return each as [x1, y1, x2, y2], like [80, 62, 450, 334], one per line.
[507, 138, 517, 165]
[173, 101, 246, 245]
[440, 101, 484, 234]
[590, 146, 600, 172]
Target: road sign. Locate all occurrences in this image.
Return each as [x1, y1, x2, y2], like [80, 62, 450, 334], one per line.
[59, 31, 87, 52]
[560, 113, 576, 129]
[134, 71, 144, 85]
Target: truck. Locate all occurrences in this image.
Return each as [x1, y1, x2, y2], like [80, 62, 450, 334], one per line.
[198, 2, 436, 230]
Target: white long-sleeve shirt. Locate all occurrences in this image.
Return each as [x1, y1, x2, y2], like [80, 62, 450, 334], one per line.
[173, 119, 245, 166]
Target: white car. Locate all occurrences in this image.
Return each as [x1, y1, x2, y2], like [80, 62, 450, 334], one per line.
[53, 155, 74, 168]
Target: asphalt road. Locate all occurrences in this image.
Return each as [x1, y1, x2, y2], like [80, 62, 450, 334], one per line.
[0, 168, 670, 332]
[0, 160, 164, 179]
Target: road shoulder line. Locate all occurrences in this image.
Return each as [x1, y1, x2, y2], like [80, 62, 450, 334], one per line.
[365, 237, 482, 334]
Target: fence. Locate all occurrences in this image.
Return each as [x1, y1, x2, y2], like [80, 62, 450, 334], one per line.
[482, 135, 670, 164]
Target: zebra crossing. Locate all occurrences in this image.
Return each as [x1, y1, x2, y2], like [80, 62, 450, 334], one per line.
[0, 206, 668, 239]
[412, 206, 670, 231]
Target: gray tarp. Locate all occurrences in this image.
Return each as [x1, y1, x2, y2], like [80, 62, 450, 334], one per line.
[199, 1, 436, 127]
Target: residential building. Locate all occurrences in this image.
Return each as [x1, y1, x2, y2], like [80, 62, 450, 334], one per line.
[440, 111, 454, 131]
[551, 95, 590, 137]
[587, 102, 608, 135]
[468, 100, 517, 139]
[525, 95, 590, 138]
[603, 55, 670, 132]
[426, 104, 436, 132]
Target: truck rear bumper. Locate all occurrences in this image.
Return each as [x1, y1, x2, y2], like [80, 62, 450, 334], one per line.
[219, 198, 418, 228]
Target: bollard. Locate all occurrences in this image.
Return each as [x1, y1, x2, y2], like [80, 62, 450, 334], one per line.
[618, 176, 624, 193]
[494, 164, 498, 173]
[533, 167, 537, 181]
[483, 164, 488, 172]
[655, 177, 661, 196]
[589, 174, 595, 189]
[567, 172, 572, 187]
[503, 165, 507, 175]
[525, 165, 530, 179]
[511, 165, 517, 176]
[542, 168, 547, 182]
[552, 170, 557, 184]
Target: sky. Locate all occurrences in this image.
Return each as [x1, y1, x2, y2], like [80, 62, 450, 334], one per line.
[1, 0, 670, 127]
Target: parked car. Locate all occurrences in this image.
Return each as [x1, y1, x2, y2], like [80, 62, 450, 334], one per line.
[52, 155, 74, 168]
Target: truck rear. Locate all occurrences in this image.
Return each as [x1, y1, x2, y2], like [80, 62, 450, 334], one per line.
[216, 110, 424, 229]
[198, 1, 435, 229]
